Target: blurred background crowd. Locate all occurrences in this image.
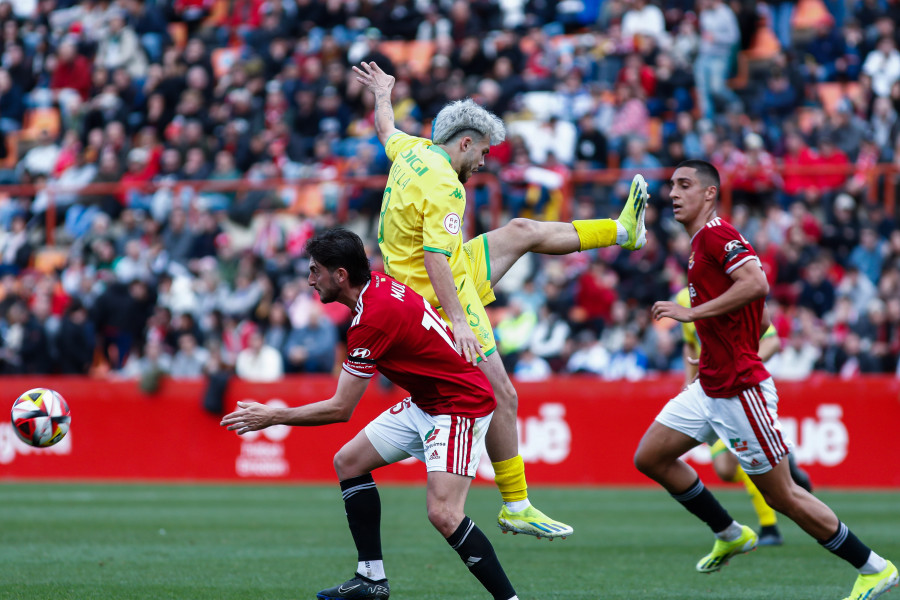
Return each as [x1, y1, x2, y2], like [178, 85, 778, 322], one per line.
[0, 0, 898, 383]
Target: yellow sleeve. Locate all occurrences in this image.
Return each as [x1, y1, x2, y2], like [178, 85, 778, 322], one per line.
[422, 179, 465, 256]
[385, 131, 430, 162]
[761, 324, 777, 339]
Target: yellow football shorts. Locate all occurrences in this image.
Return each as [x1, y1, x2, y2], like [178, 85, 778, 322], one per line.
[436, 234, 497, 360]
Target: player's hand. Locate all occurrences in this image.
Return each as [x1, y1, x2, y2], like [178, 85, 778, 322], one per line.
[651, 300, 694, 323]
[220, 401, 273, 435]
[452, 323, 486, 366]
[352, 61, 395, 96]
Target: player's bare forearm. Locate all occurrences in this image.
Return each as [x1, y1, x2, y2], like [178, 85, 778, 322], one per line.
[423, 250, 467, 329]
[423, 250, 485, 364]
[221, 372, 366, 433]
[352, 61, 401, 146]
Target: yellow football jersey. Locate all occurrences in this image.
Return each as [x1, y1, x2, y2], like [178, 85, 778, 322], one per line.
[377, 131, 468, 307]
[675, 287, 776, 355]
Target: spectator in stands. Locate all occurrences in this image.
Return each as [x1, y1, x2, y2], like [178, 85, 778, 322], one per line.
[604, 327, 648, 380]
[694, 0, 741, 119]
[848, 226, 885, 284]
[822, 192, 861, 265]
[0, 68, 25, 133]
[235, 329, 283, 382]
[621, 0, 667, 47]
[862, 36, 900, 97]
[170, 331, 210, 378]
[565, 330, 611, 375]
[528, 305, 570, 372]
[731, 132, 780, 211]
[513, 348, 552, 382]
[50, 37, 93, 102]
[798, 258, 837, 319]
[768, 326, 821, 380]
[0, 212, 32, 273]
[283, 303, 338, 374]
[56, 299, 95, 375]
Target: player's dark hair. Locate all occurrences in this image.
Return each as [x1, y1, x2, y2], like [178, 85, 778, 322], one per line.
[676, 159, 720, 197]
[306, 228, 371, 286]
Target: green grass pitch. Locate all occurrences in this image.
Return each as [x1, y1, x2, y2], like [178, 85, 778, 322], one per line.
[1, 484, 898, 599]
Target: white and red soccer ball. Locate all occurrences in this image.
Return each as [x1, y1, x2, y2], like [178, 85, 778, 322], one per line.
[11, 388, 71, 448]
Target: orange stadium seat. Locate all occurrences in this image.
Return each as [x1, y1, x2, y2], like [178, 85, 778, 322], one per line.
[168, 22, 188, 50]
[32, 247, 68, 274]
[817, 82, 862, 115]
[791, 0, 834, 29]
[378, 41, 435, 77]
[212, 47, 241, 79]
[21, 107, 61, 141]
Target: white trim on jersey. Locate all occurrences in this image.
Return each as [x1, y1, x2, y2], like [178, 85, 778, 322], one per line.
[342, 363, 374, 379]
[351, 280, 371, 327]
[725, 255, 762, 275]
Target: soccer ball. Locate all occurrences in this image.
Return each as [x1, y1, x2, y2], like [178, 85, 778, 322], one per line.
[11, 388, 71, 448]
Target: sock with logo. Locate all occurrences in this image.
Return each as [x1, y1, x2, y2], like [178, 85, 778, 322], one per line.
[340, 474, 383, 569]
[671, 477, 735, 534]
[819, 522, 885, 573]
[493, 455, 528, 503]
[572, 219, 618, 250]
[447, 516, 517, 600]
[733, 467, 777, 527]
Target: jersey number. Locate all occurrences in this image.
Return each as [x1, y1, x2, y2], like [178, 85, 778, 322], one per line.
[377, 187, 392, 244]
[421, 299, 456, 351]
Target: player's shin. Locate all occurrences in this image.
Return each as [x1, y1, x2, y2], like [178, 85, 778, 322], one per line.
[447, 516, 517, 600]
[572, 219, 620, 250]
[492, 455, 528, 506]
[340, 474, 386, 581]
[672, 477, 739, 538]
[819, 521, 888, 574]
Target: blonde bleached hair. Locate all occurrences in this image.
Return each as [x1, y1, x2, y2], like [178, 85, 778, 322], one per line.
[431, 99, 506, 146]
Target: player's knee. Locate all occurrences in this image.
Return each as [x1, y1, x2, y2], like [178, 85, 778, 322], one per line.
[333, 447, 357, 480]
[508, 218, 539, 244]
[494, 383, 518, 413]
[633, 447, 656, 477]
[426, 503, 462, 537]
[712, 457, 736, 482]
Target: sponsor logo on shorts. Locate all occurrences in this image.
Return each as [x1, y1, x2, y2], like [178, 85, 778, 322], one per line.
[425, 427, 441, 444]
[750, 458, 761, 467]
[428, 449, 441, 461]
[730, 438, 749, 452]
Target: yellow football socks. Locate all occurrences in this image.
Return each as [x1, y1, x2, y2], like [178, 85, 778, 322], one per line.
[734, 467, 777, 527]
[573, 219, 617, 251]
[493, 455, 528, 503]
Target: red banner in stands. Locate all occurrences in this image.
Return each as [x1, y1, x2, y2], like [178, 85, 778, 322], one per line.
[1, 375, 898, 487]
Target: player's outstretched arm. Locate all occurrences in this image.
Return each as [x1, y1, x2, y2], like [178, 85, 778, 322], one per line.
[352, 61, 401, 146]
[220, 371, 369, 434]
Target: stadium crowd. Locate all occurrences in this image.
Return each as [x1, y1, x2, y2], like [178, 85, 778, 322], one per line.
[0, 0, 899, 381]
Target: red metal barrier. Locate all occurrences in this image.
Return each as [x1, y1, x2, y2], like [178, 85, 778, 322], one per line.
[1, 374, 898, 487]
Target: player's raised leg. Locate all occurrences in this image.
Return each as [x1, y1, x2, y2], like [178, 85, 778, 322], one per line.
[318, 431, 392, 600]
[749, 461, 898, 600]
[479, 348, 573, 540]
[634, 420, 757, 574]
[482, 174, 649, 285]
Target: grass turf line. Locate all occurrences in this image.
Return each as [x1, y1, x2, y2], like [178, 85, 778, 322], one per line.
[0, 484, 898, 599]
